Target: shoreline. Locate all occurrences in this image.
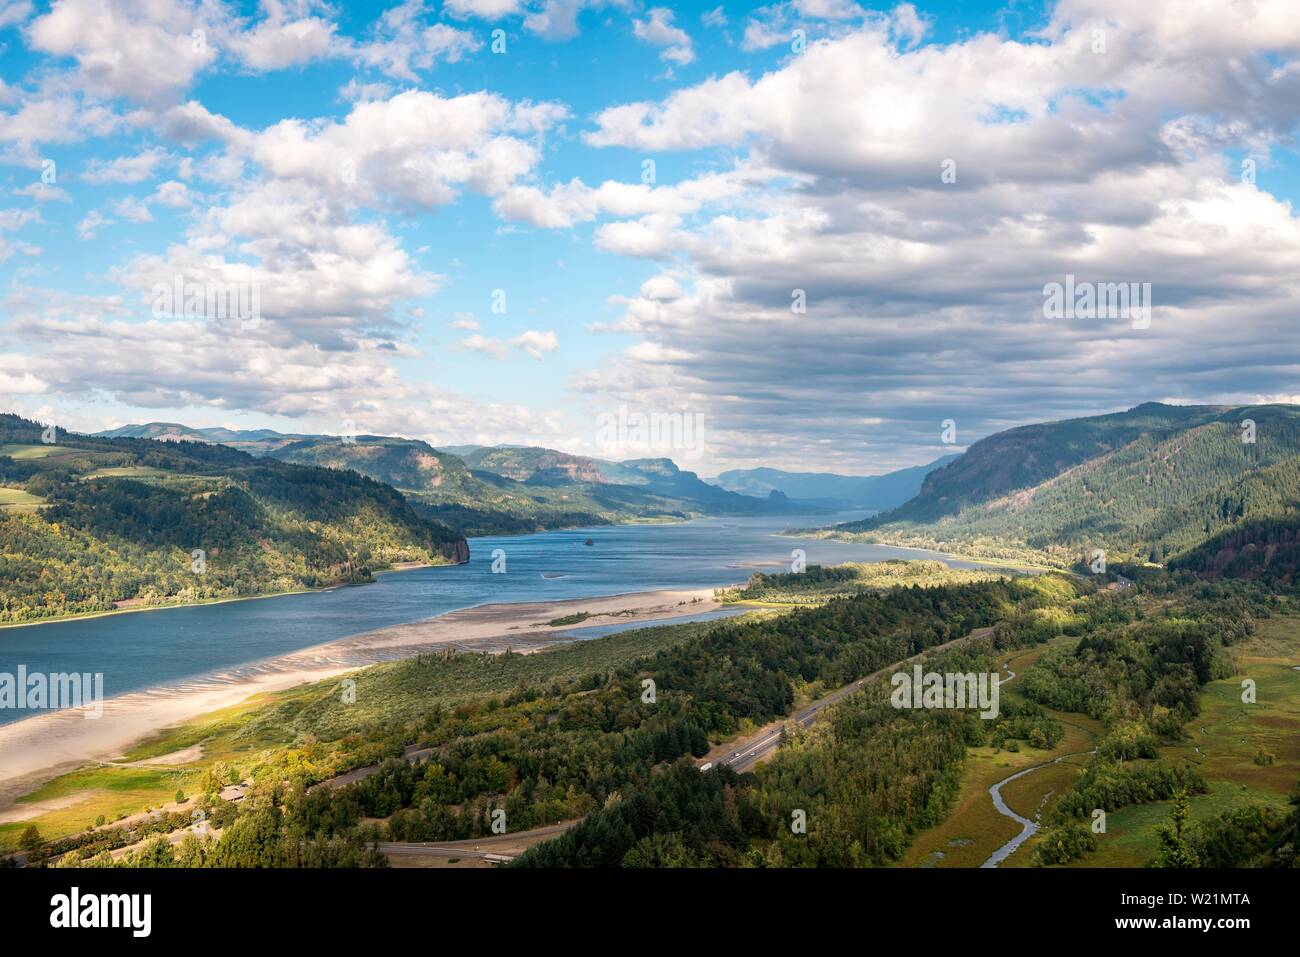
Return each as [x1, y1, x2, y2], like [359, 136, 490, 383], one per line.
[0, 586, 720, 809]
[785, 529, 1060, 575]
[0, 559, 450, 631]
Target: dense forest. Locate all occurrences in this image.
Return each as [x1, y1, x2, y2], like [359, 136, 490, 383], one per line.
[32, 575, 1076, 867]
[30, 572, 1081, 868]
[0, 413, 466, 623]
[829, 403, 1300, 570]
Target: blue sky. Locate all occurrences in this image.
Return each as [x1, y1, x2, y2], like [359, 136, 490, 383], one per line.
[2, 0, 1299, 475]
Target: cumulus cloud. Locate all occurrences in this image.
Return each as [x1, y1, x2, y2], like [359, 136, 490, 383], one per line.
[81, 147, 170, 184]
[347, 0, 482, 81]
[457, 329, 559, 359]
[239, 89, 566, 211]
[25, 0, 221, 102]
[75, 209, 112, 239]
[633, 7, 694, 65]
[230, 0, 339, 70]
[571, 3, 1300, 471]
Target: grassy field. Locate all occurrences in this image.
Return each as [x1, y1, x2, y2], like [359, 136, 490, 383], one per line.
[0, 766, 193, 852]
[1058, 615, 1300, 867]
[0, 443, 72, 460]
[0, 487, 46, 512]
[80, 466, 173, 480]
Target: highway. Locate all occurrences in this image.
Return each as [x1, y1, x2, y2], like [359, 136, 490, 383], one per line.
[711, 626, 996, 773]
[378, 821, 575, 863]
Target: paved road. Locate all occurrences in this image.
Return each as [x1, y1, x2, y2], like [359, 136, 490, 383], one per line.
[379, 821, 575, 862]
[315, 743, 435, 791]
[714, 626, 996, 773]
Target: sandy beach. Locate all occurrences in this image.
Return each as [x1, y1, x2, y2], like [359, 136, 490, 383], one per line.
[0, 587, 719, 809]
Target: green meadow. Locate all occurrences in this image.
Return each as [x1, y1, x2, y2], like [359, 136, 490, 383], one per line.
[1059, 615, 1300, 867]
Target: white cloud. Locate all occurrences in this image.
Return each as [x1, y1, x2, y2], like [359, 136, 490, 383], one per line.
[231, 1, 338, 70]
[0, 1, 32, 29]
[113, 195, 153, 222]
[444, 0, 524, 18]
[457, 328, 558, 359]
[241, 89, 566, 212]
[512, 328, 559, 359]
[76, 209, 112, 239]
[572, 7, 1300, 471]
[26, 0, 220, 102]
[633, 7, 694, 65]
[13, 181, 71, 203]
[81, 147, 170, 184]
[347, 0, 481, 81]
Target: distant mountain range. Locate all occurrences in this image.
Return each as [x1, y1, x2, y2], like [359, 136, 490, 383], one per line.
[53, 401, 1300, 583]
[92, 426, 812, 535]
[708, 456, 959, 510]
[94, 422, 314, 454]
[832, 402, 1300, 570]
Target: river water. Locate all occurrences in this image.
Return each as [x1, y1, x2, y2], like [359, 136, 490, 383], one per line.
[0, 512, 986, 727]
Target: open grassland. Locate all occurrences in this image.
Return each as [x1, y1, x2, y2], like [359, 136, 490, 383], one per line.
[0, 443, 73, 460]
[1061, 615, 1300, 867]
[80, 466, 176, 480]
[0, 487, 46, 511]
[0, 766, 193, 852]
[901, 639, 1102, 868]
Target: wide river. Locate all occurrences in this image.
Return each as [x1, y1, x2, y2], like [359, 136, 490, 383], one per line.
[0, 512, 987, 727]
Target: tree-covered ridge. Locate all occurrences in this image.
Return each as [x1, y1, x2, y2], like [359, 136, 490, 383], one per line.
[267, 436, 786, 537]
[1168, 513, 1300, 584]
[0, 413, 466, 624]
[831, 403, 1300, 568]
[875, 402, 1231, 523]
[715, 560, 1006, 605]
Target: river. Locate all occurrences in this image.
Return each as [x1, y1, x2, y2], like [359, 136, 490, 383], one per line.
[0, 512, 991, 727]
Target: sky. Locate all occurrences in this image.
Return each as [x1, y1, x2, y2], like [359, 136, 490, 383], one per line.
[1, 0, 1299, 477]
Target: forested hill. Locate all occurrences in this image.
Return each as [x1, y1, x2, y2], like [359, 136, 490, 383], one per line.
[268, 437, 791, 535]
[830, 402, 1300, 568]
[0, 413, 467, 624]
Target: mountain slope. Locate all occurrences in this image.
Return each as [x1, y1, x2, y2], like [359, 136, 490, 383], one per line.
[452, 444, 774, 511]
[710, 455, 959, 509]
[265, 437, 789, 535]
[0, 414, 466, 624]
[829, 403, 1300, 567]
[95, 422, 315, 454]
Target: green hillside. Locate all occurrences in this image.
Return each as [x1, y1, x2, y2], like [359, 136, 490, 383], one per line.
[270, 438, 788, 535]
[0, 414, 466, 625]
[830, 403, 1300, 568]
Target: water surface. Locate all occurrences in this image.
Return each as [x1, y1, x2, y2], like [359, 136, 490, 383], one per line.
[0, 512, 987, 725]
